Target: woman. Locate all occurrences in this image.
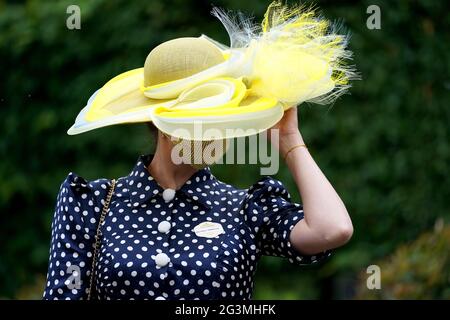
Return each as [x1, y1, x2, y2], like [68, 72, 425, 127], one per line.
[43, 2, 356, 300]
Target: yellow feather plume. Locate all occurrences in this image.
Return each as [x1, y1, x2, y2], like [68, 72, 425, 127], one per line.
[211, 1, 358, 107]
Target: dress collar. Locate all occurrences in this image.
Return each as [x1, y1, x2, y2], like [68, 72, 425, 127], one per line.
[126, 154, 218, 209]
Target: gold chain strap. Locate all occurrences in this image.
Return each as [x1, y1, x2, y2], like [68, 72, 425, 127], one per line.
[87, 179, 116, 300]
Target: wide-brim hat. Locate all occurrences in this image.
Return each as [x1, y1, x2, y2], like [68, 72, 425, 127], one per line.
[68, 1, 357, 140]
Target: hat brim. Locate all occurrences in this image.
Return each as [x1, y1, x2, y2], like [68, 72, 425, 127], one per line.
[68, 68, 173, 135]
[68, 39, 282, 139]
[152, 91, 284, 140]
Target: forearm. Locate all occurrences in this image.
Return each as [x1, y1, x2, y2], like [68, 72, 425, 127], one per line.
[281, 131, 353, 253]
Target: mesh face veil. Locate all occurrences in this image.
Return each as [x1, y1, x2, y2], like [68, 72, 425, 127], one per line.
[169, 136, 230, 169]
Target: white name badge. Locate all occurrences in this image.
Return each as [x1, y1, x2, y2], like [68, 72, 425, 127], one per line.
[193, 222, 225, 238]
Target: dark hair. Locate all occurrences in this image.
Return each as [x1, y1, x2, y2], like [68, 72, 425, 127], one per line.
[146, 122, 158, 140]
[145, 122, 159, 154]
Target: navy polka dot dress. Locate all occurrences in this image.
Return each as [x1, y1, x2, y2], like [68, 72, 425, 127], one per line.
[43, 154, 330, 300]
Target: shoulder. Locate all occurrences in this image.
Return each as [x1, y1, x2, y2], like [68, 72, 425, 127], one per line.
[243, 176, 300, 221]
[214, 176, 290, 199]
[58, 171, 113, 196]
[245, 176, 292, 203]
[213, 176, 293, 210]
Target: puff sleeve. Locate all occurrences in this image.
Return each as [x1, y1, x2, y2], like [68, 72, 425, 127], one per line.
[43, 172, 112, 300]
[244, 177, 331, 266]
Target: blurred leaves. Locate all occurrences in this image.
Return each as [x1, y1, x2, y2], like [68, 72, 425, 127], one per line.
[355, 222, 450, 299]
[0, 0, 449, 299]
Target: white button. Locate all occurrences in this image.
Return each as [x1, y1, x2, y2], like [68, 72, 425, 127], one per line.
[158, 220, 171, 233]
[155, 296, 166, 300]
[162, 188, 175, 202]
[154, 253, 170, 267]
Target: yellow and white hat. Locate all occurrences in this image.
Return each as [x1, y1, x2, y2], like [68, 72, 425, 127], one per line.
[68, 1, 357, 140]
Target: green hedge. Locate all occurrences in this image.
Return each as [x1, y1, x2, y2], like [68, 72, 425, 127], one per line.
[355, 223, 450, 299]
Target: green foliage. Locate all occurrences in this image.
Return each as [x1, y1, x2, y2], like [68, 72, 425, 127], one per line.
[0, 0, 449, 299]
[355, 222, 450, 299]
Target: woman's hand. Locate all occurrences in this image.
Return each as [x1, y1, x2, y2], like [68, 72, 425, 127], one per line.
[267, 106, 305, 157]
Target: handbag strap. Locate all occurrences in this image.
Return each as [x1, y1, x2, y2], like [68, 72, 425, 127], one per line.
[87, 178, 116, 300]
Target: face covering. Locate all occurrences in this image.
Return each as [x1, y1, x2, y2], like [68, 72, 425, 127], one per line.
[170, 137, 230, 169]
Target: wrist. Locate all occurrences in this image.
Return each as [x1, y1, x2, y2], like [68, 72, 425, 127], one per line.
[279, 130, 305, 155]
